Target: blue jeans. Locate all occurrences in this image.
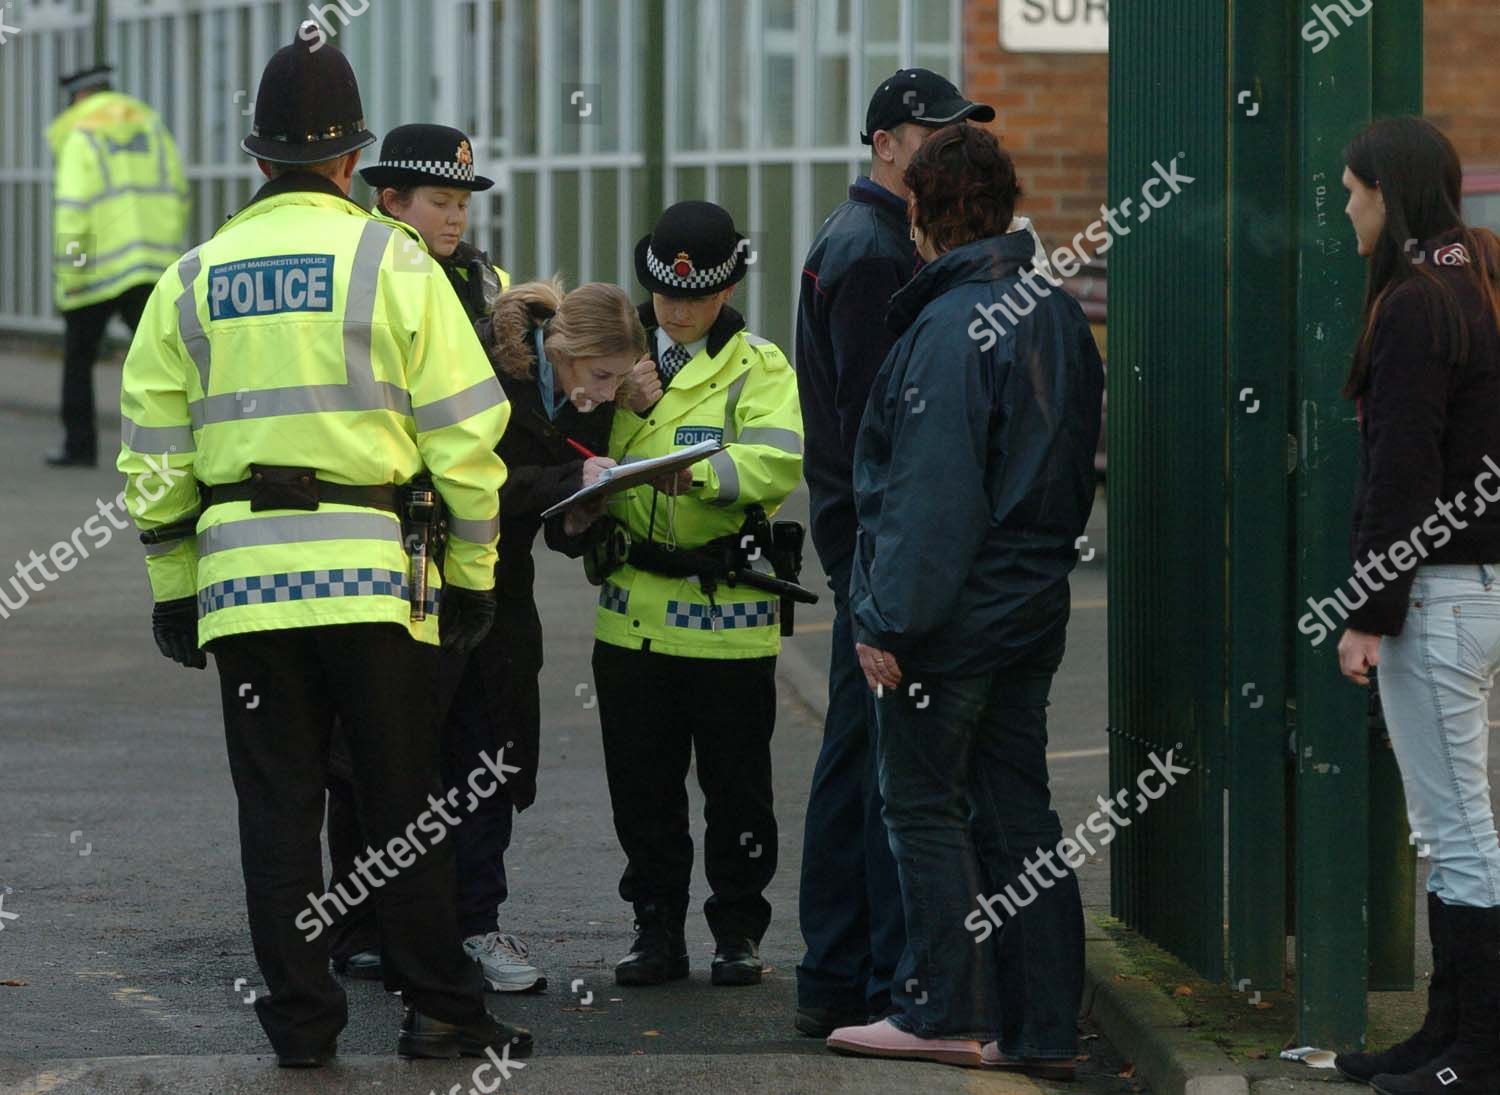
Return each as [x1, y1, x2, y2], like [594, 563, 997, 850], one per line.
[1380, 564, 1500, 909]
[874, 621, 1082, 1054]
[796, 556, 906, 1013]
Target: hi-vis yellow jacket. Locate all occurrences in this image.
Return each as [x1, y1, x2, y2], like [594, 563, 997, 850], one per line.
[48, 92, 188, 312]
[596, 304, 803, 659]
[117, 178, 509, 647]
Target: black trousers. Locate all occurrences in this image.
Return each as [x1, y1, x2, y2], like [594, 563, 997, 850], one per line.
[212, 624, 486, 1056]
[592, 640, 779, 944]
[59, 283, 152, 459]
[325, 636, 530, 952]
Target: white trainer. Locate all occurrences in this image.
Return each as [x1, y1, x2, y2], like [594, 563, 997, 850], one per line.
[463, 931, 544, 993]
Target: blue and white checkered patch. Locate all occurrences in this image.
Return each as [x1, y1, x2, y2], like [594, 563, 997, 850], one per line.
[664, 599, 777, 631]
[197, 567, 438, 616]
[599, 582, 631, 615]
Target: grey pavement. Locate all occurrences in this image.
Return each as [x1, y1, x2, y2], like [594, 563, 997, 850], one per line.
[0, 346, 1133, 1093]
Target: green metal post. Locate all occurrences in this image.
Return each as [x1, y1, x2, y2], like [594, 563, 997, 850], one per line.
[1292, 0, 1376, 1048]
[94, 0, 108, 65]
[1226, 0, 1297, 996]
[641, 0, 666, 231]
[1364, 2, 1423, 994]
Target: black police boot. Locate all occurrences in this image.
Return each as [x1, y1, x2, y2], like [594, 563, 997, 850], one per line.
[1337, 893, 1458, 1083]
[615, 902, 689, 986]
[332, 950, 383, 980]
[1372, 904, 1500, 1095]
[396, 1006, 534, 1061]
[711, 938, 764, 987]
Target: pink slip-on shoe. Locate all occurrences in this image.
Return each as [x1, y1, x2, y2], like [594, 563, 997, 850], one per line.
[981, 1041, 1078, 1081]
[826, 1018, 983, 1068]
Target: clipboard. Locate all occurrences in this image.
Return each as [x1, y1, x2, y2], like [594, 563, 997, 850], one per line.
[540, 439, 723, 518]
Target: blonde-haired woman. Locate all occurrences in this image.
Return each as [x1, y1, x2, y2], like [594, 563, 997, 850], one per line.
[438, 276, 651, 991]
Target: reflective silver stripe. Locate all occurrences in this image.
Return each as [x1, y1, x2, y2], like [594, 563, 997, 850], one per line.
[744, 334, 773, 347]
[344, 220, 397, 393]
[120, 416, 194, 455]
[143, 539, 184, 557]
[413, 375, 507, 432]
[447, 514, 500, 543]
[175, 247, 211, 393]
[189, 380, 412, 428]
[708, 448, 739, 506]
[81, 131, 112, 191]
[61, 262, 170, 298]
[723, 372, 749, 443]
[738, 426, 802, 454]
[197, 512, 400, 557]
[55, 185, 183, 210]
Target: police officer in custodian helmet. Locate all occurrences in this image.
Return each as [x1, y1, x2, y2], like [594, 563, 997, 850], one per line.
[116, 25, 532, 1066]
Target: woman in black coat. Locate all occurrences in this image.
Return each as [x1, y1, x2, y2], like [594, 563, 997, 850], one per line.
[1329, 117, 1500, 1095]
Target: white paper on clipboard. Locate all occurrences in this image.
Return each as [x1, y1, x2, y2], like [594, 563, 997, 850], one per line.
[540, 439, 723, 519]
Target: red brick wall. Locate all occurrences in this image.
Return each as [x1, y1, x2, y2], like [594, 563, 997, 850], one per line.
[961, 1, 1108, 251]
[1423, 0, 1500, 172]
[961, 0, 1500, 250]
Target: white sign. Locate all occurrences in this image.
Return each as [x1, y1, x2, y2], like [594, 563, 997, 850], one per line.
[1001, 0, 1110, 54]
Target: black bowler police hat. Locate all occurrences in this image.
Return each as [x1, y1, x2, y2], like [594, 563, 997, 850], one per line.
[59, 64, 113, 97]
[860, 68, 995, 145]
[241, 22, 376, 165]
[634, 201, 749, 299]
[359, 124, 494, 192]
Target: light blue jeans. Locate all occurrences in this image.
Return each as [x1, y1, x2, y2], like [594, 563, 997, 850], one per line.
[1380, 564, 1500, 909]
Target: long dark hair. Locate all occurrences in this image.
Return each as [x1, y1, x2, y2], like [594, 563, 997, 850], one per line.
[1342, 116, 1500, 398]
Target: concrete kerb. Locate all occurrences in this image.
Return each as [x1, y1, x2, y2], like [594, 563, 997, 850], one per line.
[774, 639, 1247, 1095]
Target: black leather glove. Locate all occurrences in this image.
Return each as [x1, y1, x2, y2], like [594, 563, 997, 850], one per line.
[152, 596, 206, 670]
[439, 585, 496, 655]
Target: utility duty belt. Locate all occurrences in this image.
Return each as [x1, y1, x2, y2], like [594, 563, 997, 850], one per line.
[585, 504, 818, 636]
[143, 465, 448, 621]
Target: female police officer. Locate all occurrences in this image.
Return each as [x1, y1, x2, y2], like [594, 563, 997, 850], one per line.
[585, 201, 805, 988]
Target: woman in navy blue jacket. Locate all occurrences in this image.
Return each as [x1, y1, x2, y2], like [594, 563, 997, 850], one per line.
[826, 124, 1102, 1075]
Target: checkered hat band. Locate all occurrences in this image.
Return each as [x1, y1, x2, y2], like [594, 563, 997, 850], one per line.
[371, 158, 476, 183]
[646, 244, 740, 290]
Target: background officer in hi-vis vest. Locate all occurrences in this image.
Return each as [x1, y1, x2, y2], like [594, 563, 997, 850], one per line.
[584, 200, 806, 990]
[47, 63, 188, 467]
[116, 25, 531, 1067]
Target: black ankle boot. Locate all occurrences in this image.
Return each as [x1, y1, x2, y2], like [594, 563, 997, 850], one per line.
[1373, 904, 1500, 1095]
[615, 901, 689, 986]
[1337, 893, 1458, 1082]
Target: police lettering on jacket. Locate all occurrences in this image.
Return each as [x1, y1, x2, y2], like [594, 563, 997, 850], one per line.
[208, 255, 334, 319]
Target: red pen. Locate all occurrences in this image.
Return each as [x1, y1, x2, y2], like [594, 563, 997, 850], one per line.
[564, 437, 599, 460]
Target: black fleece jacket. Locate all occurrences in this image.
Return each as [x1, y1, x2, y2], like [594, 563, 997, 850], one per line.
[1345, 236, 1500, 634]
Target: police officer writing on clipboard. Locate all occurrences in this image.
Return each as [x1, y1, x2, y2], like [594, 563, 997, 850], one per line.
[117, 27, 533, 1066]
[583, 201, 806, 988]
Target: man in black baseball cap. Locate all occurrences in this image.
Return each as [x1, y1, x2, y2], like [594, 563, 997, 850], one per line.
[790, 66, 992, 1039]
[859, 68, 995, 144]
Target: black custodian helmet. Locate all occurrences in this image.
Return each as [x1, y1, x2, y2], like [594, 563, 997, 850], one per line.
[241, 22, 376, 165]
